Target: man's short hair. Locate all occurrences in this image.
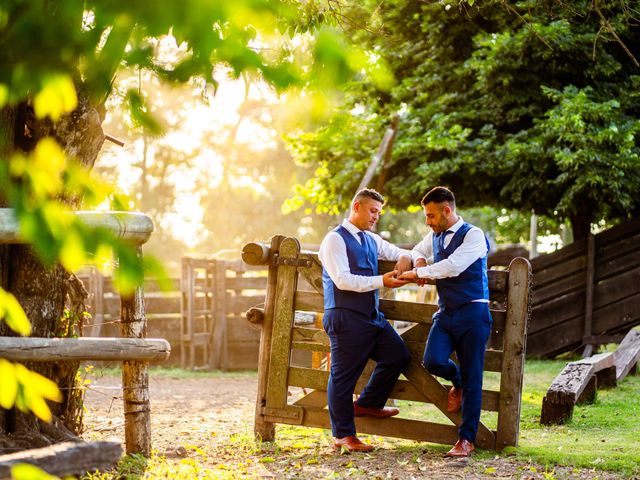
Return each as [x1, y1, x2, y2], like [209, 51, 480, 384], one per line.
[421, 186, 455, 207]
[353, 188, 385, 206]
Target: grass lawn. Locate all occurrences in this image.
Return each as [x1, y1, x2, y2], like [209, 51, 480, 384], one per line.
[85, 360, 640, 479]
[506, 359, 640, 475]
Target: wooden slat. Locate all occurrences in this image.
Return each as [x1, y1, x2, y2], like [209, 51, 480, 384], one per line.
[297, 252, 324, 294]
[530, 238, 586, 272]
[496, 257, 531, 449]
[596, 245, 640, 283]
[274, 407, 469, 447]
[531, 265, 640, 336]
[595, 217, 640, 254]
[228, 294, 266, 313]
[614, 329, 640, 382]
[532, 270, 584, 305]
[0, 337, 170, 362]
[287, 367, 501, 411]
[533, 254, 586, 289]
[254, 235, 284, 441]
[225, 276, 267, 291]
[265, 238, 301, 411]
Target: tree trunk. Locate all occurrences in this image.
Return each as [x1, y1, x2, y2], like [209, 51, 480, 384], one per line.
[568, 210, 592, 242]
[0, 89, 105, 452]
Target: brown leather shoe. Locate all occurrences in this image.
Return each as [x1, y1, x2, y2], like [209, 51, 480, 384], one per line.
[334, 435, 374, 452]
[447, 386, 462, 413]
[353, 402, 400, 419]
[445, 438, 474, 457]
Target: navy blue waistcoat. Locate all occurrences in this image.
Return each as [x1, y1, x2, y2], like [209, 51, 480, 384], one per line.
[322, 226, 379, 319]
[434, 223, 489, 310]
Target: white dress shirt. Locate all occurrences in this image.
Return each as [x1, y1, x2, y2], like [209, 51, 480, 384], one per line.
[411, 217, 488, 281]
[319, 220, 412, 292]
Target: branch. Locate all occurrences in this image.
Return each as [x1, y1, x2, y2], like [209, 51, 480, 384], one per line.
[592, 0, 639, 67]
[500, 0, 554, 50]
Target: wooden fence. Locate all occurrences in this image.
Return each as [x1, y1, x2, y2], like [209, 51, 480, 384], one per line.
[242, 236, 532, 450]
[180, 256, 266, 370]
[528, 217, 640, 357]
[0, 209, 169, 456]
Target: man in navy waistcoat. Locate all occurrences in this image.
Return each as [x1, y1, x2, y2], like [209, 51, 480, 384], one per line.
[319, 188, 412, 452]
[399, 186, 492, 458]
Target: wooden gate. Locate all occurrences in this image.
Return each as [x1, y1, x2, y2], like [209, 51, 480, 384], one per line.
[242, 236, 532, 450]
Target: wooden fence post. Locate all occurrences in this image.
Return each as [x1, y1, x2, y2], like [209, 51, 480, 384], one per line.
[496, 257, 531, 449]
[242, 236, 283, 441]
[120, 246, 151, 456]
[582, 233, 595, 357]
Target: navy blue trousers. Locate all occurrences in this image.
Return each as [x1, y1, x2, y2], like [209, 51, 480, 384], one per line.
[423, 302, 492, 442]
[323, 309, 411, 438]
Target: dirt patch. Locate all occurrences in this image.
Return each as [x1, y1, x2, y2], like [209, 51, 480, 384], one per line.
[82, 371, 626, 479]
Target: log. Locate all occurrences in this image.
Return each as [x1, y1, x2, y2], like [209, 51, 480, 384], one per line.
[614, 329, 640, 382]
[0, 441, 121, 479]
[0, 209, 153, 245]
[245, 307, 264, 325]
[540, 363, 594, 425]
[0, 337, 170, 362]
[539, 352, 616, 426]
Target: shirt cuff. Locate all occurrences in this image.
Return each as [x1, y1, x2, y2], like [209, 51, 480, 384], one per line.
[372, 275, 384, 290]
[415, 266, 428, 279]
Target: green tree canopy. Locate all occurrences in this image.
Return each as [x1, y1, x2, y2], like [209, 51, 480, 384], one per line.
[287, 0, 640, 240]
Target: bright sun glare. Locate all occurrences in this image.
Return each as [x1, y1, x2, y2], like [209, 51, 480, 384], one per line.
[98, 35, 283, 249]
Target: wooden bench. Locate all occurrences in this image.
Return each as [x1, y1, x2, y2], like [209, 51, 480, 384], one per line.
[242, 235, 532, 450]
[541, 329, 640, 425]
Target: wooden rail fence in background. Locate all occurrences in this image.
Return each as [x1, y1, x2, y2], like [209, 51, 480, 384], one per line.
[528, 217, 640, 357]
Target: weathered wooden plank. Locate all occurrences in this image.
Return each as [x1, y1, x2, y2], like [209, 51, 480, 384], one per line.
[297, 252, 324, 294]
[265, 238, 301, 413]
[528, 284, 640, 358]
[211, 261, 227, 370]
[583, 233, 596, 357]
[225, 275, 267, 291]
[292, 390, 327, 408]
[594, 216, 640, 247]
[595, 243, 640, 283]
[120, 247, 151, 456]
[496, 257, 530, 449]
[254, 235, 284, 441]
[0, 441, 122, 479]
[545, 363, 595, 405]
[614, 329, 640, 382]
[530, 238, 586, 272]
[0, 337, 170, 362]
[291, 407, 474, 448]
[287, 367, 501, 411]
[531, 270, 585, 306]
[540, 363, 595, 425]
[533, 254, 587, 290]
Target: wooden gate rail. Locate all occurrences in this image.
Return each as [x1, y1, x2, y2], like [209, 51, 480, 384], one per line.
[0, 209, 164, 456]
[0, 337, 170, 362]
[242, 237, 532, 451]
